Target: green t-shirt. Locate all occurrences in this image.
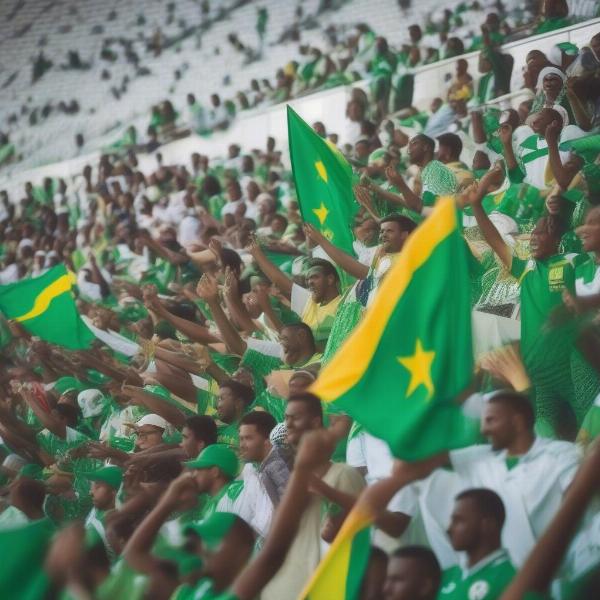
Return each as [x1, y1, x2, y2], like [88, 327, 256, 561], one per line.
[438, 550, 516, 600]
[510, 254, 581, 359]
[217, 420, 240, 449]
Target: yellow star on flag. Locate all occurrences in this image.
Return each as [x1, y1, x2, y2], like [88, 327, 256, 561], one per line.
[315, 160, 328, 183]
[397, 339, 436, 400]
[312, 202, 329, 225]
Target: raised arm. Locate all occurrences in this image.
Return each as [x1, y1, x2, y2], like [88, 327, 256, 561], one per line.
[467, 170, 513, 268]
[384, 167, 423, 213]
[223, 268, 258, 333]
[230, 430, 336, 599]
[309, 476, 411, 537]
[545, 120, 579, 190]
[124, 472, 199, 577]
[197, 274, 247, 356]
[498, 123, 519, 174]
[304, 223, 368, 280]
[246, 238, 293, 298]
[143, 289, 220, 345]
[17, 382, 66, 438]
[121, 384, 187, 430]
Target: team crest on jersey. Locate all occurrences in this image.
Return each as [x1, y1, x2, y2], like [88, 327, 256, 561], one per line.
[468, 580, 490, 600]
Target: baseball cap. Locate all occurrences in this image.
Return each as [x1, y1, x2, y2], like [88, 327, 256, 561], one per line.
[183, 512, 237, 550]
[82, 465, 123, 490]
[134, 414, 170, 430]
[184, 444, 239, 479]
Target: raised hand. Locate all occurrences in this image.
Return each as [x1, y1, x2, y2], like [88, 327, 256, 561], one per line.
[498, 122, 513, 146]
[545, 120, 561, 144]
[196, 274, 219, 302]
[479, 343, 531, 392]
[295, 429, 337, 471]
[385, 165, 403, 188]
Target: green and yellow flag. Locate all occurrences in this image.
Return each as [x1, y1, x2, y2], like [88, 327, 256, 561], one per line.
[287, 106, 358, 257]
[311, 197, 477, 459]
[300, 505, 372, 600]
[0, 264, 94, 350]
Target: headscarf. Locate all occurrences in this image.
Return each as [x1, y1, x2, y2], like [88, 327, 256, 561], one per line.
[535, 66, 566, 93]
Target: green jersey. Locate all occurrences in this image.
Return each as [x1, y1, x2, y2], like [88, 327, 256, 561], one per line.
[438, 550, 516, 600]
[217, 420, 240, 449]
[510, 254, 581, 360]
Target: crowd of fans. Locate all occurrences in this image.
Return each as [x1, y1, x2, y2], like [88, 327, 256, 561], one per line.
[0, 0, 600, 599]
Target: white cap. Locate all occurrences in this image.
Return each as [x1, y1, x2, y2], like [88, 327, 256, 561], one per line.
[136, 414, 170, 430]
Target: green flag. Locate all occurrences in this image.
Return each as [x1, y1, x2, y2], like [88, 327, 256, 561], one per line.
[0, 518, 55, 599]
[559, 133, 600, 164]
[311, 197, 477, 459]
[0, 264, 94, 350]
[287, 106, 358, 257]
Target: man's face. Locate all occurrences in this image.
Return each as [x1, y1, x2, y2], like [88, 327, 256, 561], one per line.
[447, 498, 481, 551]
[279, 327, 300, 361]
[217, 387, 240, 424]
[480, 402, 515, 450]
[529, 111, 553, 137]
[227, 183, 241, 202]
[543, 74, 563, 99]
[408, 138, 426, 165]
[239, 424, 269, 463]
[90, 481, 115, 511]
[576, 207, 600, 253]
[529, 217, 559, 259]
[379, 221, 406, 253]
[383, 557, 431, 600]
[285, 400, 320, 447]
[307, 267, 332, 303]
[191, 467, 214, 493]
[180, 426, 204, 459]
[135, 425, 164, 451]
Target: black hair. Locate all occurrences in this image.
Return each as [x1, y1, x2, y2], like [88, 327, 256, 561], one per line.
[413, 133, 435, 154]
[220, 379, 255, 407]
[281, 322, 316, 353]
[14, 478, 46, 509]
[221, 248, 243, 275]
[55, 403, 80, 428]
[488, 390, 535, 430]
[240, 410, 277, 438]
[308, 258, 340, 283]
[436, 133, 463, 160]
[287, 392, 323, 421]
[184, 415, 218, 446]
[391, 545, 441, 590]
[380, 213, 418, 234]
[456, 488, 506, 528]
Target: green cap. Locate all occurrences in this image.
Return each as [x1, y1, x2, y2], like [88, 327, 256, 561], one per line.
[54, 376, 86, 395]
[83, 465, 123, 490]
[143, 384, 172, 402]
[184, 444, 239, 479]
[367, 148, 388, 165]
[183, 512, 237, 550]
